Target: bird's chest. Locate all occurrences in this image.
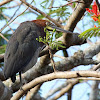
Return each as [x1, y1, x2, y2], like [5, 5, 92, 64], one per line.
[22, 47, 41, 72]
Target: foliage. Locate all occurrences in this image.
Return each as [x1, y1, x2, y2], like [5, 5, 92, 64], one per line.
[37, 0, 71, 22]
[79, 1, 100, 39]
[1, 0, 100, 100]
[0, 7, 7, 20]
[55, 32, 62, 39]
[79, 27, 100, 39]
[0, 33, 11, 54]
[36, 28, 65, 50]
[0, 45, 6, 54]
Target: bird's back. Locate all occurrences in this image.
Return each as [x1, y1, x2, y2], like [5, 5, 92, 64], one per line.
[4, 21, 42, 82]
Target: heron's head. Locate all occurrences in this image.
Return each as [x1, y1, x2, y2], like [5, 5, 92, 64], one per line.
[32, 19, 67, 33]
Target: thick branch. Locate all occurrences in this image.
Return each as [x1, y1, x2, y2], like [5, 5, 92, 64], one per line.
[63, 0, 93, 44]
[11, 71, 100, 100]
[44, 79, 78, 99]
[0, 80, 12, 100]
[64, 0, 93, 31]
[25, 84, 42, 100]
[50, 80, 78, 100]
[0, 0, 13, 6]
[89, 81, 99, 100]
[3, 41, 100, 92]
[39, 32, 86, 57]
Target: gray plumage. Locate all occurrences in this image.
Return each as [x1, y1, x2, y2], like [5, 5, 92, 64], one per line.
[4, 21, 45, 82]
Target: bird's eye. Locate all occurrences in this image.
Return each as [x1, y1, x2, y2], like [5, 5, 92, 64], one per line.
[46, 22, 50, 26]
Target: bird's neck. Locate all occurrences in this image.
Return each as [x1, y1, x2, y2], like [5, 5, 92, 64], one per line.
[32, 19, 49, 27]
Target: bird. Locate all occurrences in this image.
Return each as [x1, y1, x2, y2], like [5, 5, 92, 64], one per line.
[3, 19, 69, 83]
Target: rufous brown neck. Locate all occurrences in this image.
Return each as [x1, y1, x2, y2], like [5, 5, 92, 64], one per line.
[32, 19, 49, 27]
[32, 19, 49, 47]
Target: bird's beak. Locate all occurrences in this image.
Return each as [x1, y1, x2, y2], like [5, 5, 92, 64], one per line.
[46, 22, 71, 33]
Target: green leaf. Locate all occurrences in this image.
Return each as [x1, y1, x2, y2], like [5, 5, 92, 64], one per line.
[0, 45, 6, 54]
[79, 27, 100, 39]
[36, 26, 65, 50]
[53, 29, 56, 32]
[0, 7, 7, 20]
[55, 32, 62, 39]
[41, 0, 47, 4]
[37, 14, 44, 19]
[0, 7, 7, 11]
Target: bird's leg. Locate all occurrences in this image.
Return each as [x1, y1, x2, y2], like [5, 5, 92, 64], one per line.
[19, 71, 24, 91]
[19, 71, 22, 83]
[19, 72, 26, 98]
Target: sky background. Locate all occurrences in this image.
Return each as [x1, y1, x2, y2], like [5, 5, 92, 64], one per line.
[0, 0, 97, 100]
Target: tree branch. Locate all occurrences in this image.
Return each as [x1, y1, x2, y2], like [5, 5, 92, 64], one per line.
[39, 32, 86, 57]
[11, 71, 100, 100]
[63, 0, 93, 44]
[89, 81, 99, 100]
[44, 79, 78, 99]
[25, 84, 42, 100]
[49, 80, 78, 100]
[0, 0, 13, 6]
[3, 40, 100, 93]
[48, 0, 85, 9]
[20, 0, 62, 27]
[0, 80, 12, 100]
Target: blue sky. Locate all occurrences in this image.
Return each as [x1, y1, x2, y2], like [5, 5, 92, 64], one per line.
[0, 0, 96, 100]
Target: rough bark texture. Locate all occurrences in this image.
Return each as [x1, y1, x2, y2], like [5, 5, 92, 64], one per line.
[1, 0, 98, 100]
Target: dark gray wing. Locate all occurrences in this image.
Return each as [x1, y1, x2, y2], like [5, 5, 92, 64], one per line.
[4, 22, 40, 80]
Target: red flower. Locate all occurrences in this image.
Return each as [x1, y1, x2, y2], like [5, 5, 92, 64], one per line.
[86, 2, 98, 15]
[86, 1, 100, 22]
[91, 1, 98, 15]
[91, 16, 98, 21]
[94, 25, 97, 27]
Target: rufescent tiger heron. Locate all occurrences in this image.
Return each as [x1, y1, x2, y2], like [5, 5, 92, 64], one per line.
[3, 19, 70, 83]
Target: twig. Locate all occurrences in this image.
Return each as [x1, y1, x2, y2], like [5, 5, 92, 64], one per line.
[76, 77, 100, 80]
[9, 2, 22, 22]
[0, 1, 33, 42]
[91, 63, 100, 71]
[49, 79, 78, 100]
[48, 0, 84, 9]
[49, 0, 54, 8]
[20, 0, 62, 27]
[53, 54, 67, 59]
[2, 2, 22, 33]
[22, 2, 39, 16]
[47, 63, 100, 100]
[0, 1, 32, 34]
[48, 46, 56, 72]
[44, 79, 75, 99]
[0, 33, 9, 42]
[0, 0, 13, 6]
[6, 4, 20, 9]
[8, 26, 14, 33]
